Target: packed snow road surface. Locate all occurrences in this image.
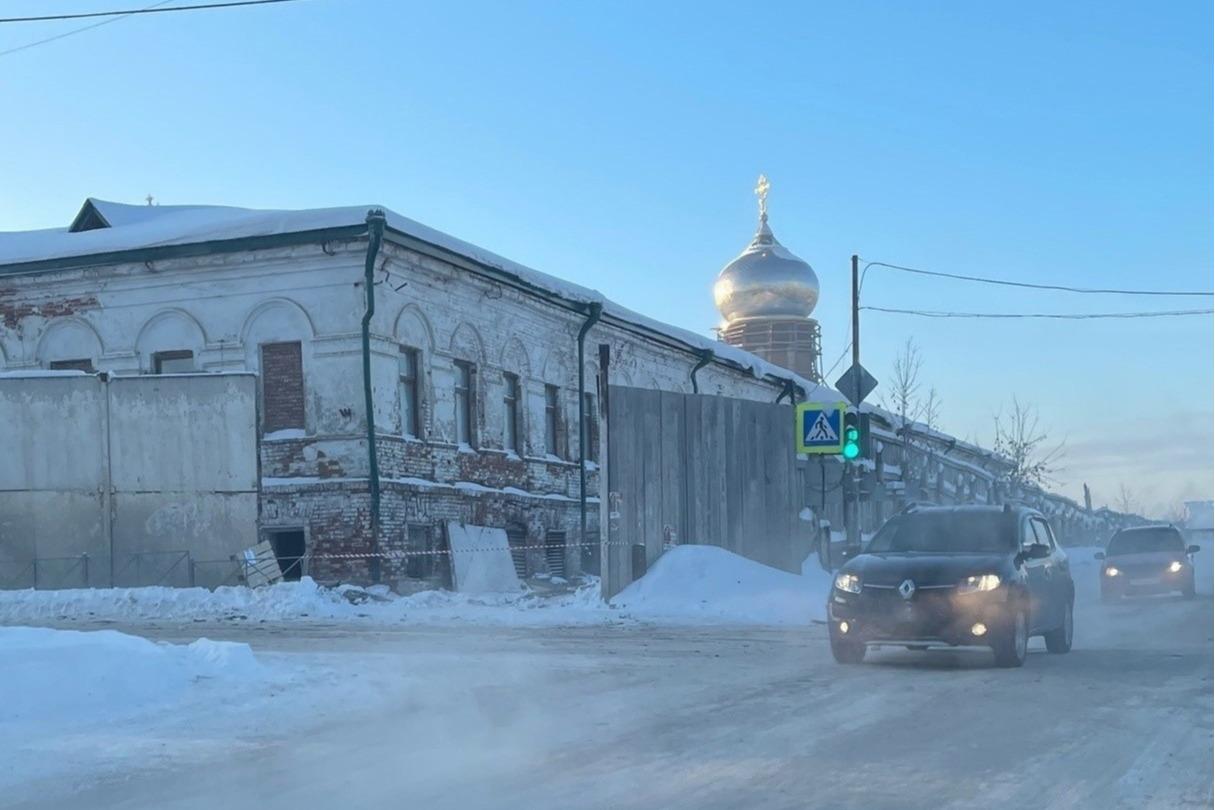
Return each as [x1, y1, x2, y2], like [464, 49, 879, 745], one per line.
[7, 576, 1211, 810]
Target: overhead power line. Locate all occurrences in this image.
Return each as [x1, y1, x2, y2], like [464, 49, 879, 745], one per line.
[0, 0, 173, 58]
[864, 260, 1214, 297]
[861, 306, 1214, 320]
[0, 0, 304, 24]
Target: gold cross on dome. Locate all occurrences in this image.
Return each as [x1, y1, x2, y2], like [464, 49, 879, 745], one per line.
[754, 174, 770, 219]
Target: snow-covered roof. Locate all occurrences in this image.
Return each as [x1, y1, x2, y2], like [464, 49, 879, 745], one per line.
[1, 198, 838, 399]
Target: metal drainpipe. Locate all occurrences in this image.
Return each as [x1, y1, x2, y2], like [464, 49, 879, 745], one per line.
[362, 209, 387, 583]
[577, 302, 603, 561]
[775, 377, 793, 403]
[690, 349, 714, 394]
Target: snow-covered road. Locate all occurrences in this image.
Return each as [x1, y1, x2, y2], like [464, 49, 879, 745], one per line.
[5, 564, 1211, 810]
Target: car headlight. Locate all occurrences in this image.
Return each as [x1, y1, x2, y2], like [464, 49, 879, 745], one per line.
[834, 573, 862, 594]
[1168, 560, 1183, 573]
[958, 573, 1001, 594]
[1105, 566, 1120, 577]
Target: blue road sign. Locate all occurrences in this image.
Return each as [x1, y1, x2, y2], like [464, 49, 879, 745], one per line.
[795, 402, 847, 454]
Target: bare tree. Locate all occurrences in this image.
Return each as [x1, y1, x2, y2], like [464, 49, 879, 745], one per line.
[883, 337, 923, 430]
[991, 397, 1065, 489]
[1114, 483, 1138, 515]
[1162, 501, 1188, 526]
[922, 386, 943, 433]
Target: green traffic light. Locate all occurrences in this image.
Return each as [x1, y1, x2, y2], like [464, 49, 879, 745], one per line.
[842, 426, 861, 459]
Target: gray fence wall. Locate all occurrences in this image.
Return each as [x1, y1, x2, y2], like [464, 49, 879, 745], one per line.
[0, 373, 258, 589]
[601, 386, 812, 598]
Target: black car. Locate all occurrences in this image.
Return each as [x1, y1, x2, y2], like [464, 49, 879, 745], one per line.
[1096, 525, 1199, 600]
[827, 504, 1074, 668]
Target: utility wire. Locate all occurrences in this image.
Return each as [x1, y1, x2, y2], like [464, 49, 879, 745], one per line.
[0, 0, 304, 24]
[861, 305, 1213, 320]
[863, 260, 1213, 297]
[0, 0, 173, 58]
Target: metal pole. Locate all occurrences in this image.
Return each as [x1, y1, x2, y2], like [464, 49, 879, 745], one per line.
[851, 254, 860, 377]
[847, 254, 861, 556]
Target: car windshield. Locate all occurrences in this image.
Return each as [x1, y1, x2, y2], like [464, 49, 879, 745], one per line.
[865, 512, 1016, 554]
[1107, 528, 1185, 555]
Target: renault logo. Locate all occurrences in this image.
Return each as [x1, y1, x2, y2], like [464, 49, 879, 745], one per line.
[899, 579, 916, 600]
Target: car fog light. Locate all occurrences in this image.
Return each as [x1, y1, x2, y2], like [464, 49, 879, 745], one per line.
[970, 623, 987, 637]
[1168, 561, 1183, 573]
[1104, 566, 1120, 577]
[839, 621, 850, 635]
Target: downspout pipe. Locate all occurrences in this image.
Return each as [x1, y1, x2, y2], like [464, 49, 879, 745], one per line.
[690, 349, 714, 394]
[775, 377, 797, 404]
[362, 209, 387, 583]
[577, 301, 603, 563]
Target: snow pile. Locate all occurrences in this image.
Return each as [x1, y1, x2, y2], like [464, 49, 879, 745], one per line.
[0, 626, 261, 728]
[0, 577, 367, 623]
[0, 577, 617, 627]
[612, 545, 832, 625]
[0, 549, 839, 627]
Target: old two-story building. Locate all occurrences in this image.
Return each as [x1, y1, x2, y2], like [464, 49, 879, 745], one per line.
[1, 198, 824, 589]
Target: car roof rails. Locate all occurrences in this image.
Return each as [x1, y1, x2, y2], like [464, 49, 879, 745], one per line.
[901, 502, 920, 514]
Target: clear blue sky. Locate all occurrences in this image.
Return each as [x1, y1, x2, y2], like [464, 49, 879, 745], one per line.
[1, 0, 1211, 515]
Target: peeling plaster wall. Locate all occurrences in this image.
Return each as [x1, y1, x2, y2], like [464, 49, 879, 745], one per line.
[2, 238, 788, 584]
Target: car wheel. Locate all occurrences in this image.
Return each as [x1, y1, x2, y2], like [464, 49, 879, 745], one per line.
[992, 608, 1028, 668]
[830, 634, 866, 664]
[1044, 600, 1073, 654]
[1182, 578, 1196, 600]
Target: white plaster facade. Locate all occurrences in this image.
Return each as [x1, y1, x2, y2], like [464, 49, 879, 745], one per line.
[1, 200, 805, 586]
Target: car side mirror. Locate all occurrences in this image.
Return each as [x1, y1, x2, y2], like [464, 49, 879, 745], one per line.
[1028, 543, 1051, 560]
[1094, 551, 1105, 560]
[1187, 545, 1201, 555]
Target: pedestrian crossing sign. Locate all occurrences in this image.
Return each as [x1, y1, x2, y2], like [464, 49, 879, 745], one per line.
[795, 402, 847, 454]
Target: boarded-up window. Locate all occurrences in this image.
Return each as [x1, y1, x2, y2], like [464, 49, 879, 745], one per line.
[506, 526, 528, 579]
[545, 531, 566, 578]
[544, 385, 560, 457]
[152, 350, 194, 374]
[454, 360, 475, 447]
[261, 342, 305, 433]
[400, 346, 421, 438]
[406, 524, 434, 579]
[503, 373, 521, 453]
[48, 358, 94, 372]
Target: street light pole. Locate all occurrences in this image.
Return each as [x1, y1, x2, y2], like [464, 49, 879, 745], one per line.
[845, 254, 862, 556]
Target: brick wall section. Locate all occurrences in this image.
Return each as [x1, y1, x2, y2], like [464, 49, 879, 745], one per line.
[260, 341, 305, 432]
[260, 435, 598, 499]
[261, 482, 595, 586]
[0, 290, 99, 330]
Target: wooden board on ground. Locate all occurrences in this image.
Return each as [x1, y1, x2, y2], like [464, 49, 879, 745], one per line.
[446, 522, 521, 593]
[240, 541, 282, 588]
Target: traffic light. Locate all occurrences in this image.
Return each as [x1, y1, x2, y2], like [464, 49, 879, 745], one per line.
[841, 412, 870, 460]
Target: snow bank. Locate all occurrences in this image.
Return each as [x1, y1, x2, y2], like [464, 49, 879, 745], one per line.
[0, 549, 840, 628]
[0, 626, 260, 728]
[612, 545, 832, 625]
[0, 577, 615, 627]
